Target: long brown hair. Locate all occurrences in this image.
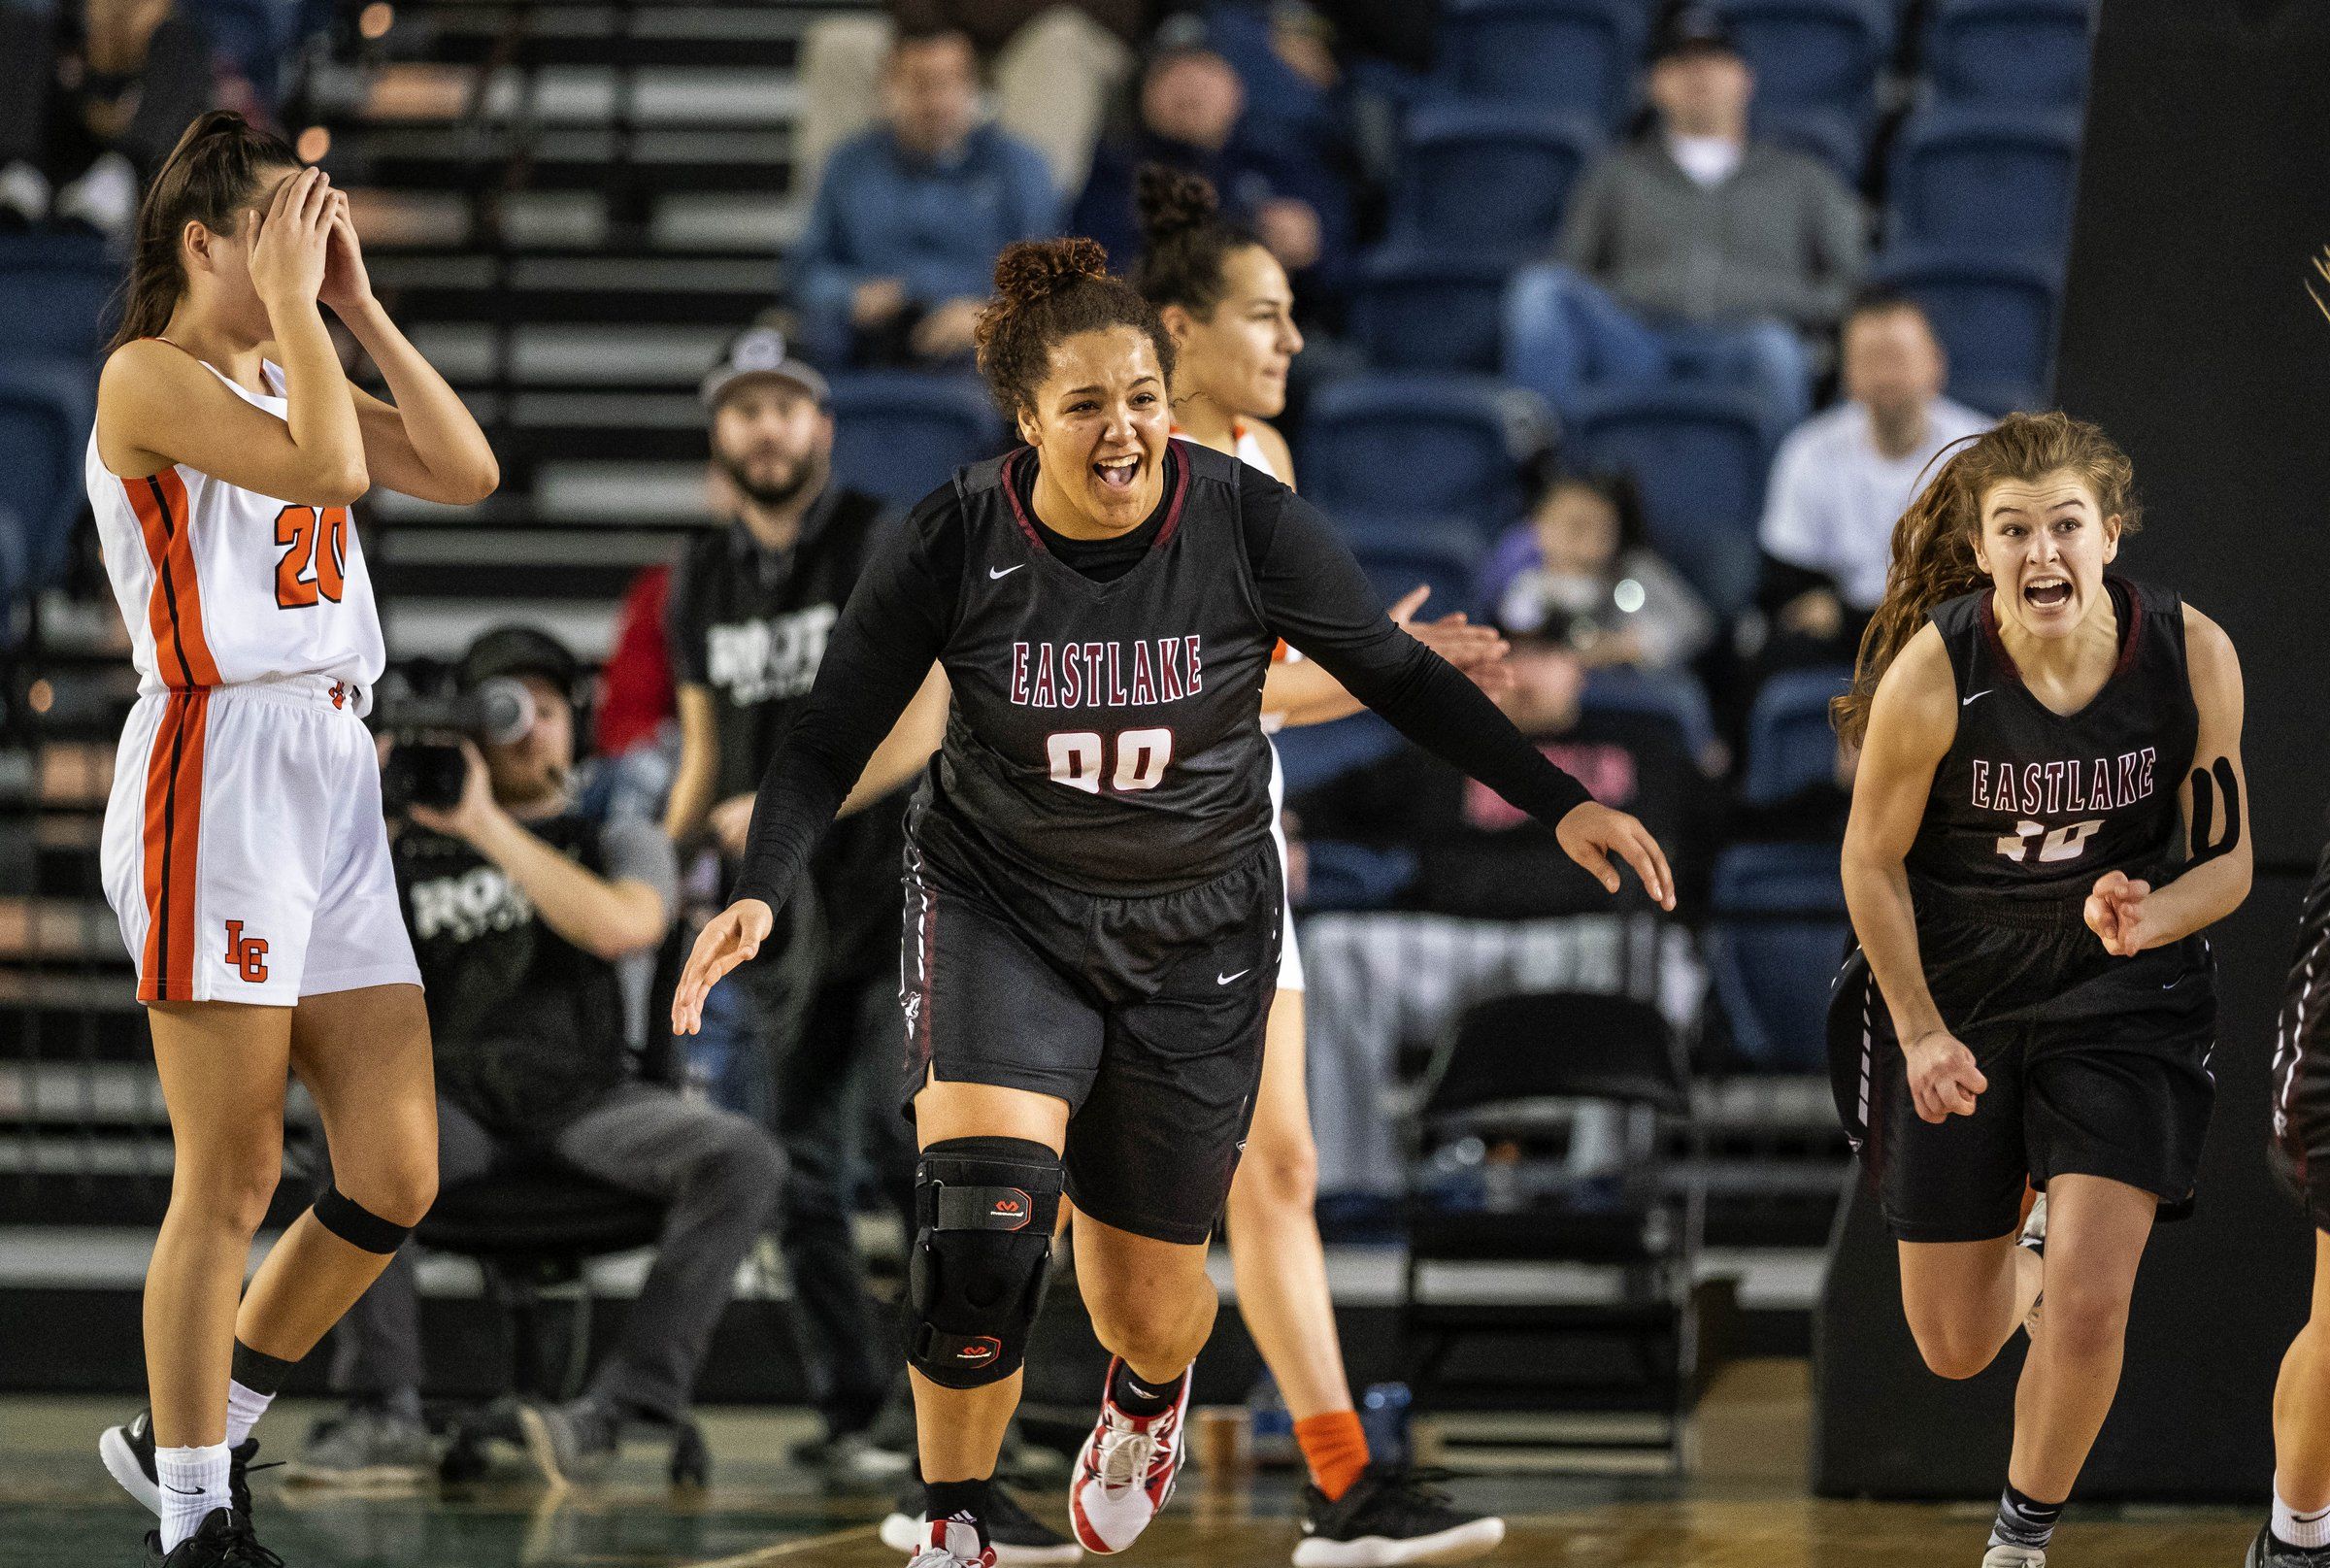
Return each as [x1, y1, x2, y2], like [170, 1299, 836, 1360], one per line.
[974, 237, 1176, 420]
[107, 111, 302, 353]
[1833, 411, 2143, 745]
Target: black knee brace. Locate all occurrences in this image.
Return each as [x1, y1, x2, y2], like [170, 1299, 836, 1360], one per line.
[312, 1184, 412, 1254]
[905, 1137, 1062, 1389]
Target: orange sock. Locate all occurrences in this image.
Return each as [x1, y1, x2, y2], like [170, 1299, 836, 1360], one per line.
[1293, 1410, 1371, 1501]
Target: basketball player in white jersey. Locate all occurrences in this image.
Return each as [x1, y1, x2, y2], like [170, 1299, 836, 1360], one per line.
[1131, 166, 1508, 1565]
[83, 111, 496, 1567]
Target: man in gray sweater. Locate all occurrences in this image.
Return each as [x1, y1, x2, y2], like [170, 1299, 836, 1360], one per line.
[1515, 4, 1867, 420]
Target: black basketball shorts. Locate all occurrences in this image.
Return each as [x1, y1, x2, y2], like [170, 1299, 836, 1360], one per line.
[897, 831, 1282, 1246]
[2272, 842, 2330, 1231]
[1828, 888, 2216, 1244]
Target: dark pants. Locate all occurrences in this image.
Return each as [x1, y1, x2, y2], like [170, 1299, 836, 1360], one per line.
[327, 1084, 785, 1421]
[749, 962, 915, 1439]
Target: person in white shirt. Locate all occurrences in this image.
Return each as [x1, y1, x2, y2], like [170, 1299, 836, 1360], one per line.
[1758, 290, 1992, 662]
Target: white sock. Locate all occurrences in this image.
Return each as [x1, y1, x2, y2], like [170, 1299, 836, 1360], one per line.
[156, 1443, 230, 1551]
[225, 1380, 275, 1450]
[2274, 1484, 2330, 1548]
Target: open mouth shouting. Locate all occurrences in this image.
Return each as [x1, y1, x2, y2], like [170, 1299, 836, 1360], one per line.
[1093, 452, 1142, 492]
[2023, 573, 2074, 612]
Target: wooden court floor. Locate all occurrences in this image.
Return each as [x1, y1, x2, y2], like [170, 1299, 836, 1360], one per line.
[0, 1364, 2262, 1567]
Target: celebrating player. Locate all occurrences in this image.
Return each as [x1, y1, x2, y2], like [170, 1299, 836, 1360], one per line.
[673, 237, 1670, 1568]
[1132, 163, 1506, 1565]
[1830, 413, 2248, 1568]
[2251, 846, 2330, 1568]
[83, 112, 496, 1566]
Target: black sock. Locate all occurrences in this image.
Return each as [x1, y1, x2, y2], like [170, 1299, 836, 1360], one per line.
[1989, 1482, 2065, 1551]
[1109, 1359, 1185, 1418]
[924, 1479, 991, 1550]
[229, 1340, 297, 1399]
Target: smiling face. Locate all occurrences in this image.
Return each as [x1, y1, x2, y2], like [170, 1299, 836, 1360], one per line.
[1974, 469, 2121, 640]
[1169, 243, 1302, 420]
[1016, 325, 1172, 534]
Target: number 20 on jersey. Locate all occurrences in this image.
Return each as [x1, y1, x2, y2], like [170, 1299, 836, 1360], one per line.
[275, 504, 350, 609]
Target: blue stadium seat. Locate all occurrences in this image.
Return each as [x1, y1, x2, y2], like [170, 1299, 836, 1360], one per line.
[1433, 0, 1646, 130]
[0, 234, 119, 360]
[0, 361, 97, 594]
[1743, 667, 1852, 805]
[1568, 384, 1781, 618]
[188, 0, 297, 106]
[1390, 104, 1603, 256]
[1924, 0, 2092, 110]
[1710, 841, 1849, 1071]
[1349, 249, 1514, 375]
[824, 374, 1007, 511]
[1751, 104, 1868, 185]
[1719, 0, 1894, 126]
[1339, 512, 1487, 616]
[1274, 712, 1406, 799]
[1887, 106, 2082, 254]
[1298, 373, 1551, 525]
[1581, 667, 1719, 762]
[1868, 246, 2060, 417]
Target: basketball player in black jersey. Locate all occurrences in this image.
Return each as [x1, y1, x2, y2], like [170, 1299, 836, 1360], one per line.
[2249, 841, 2330, 1567]
[673, 238, 1671, 1568]
[1830, 413, 2249, 1568]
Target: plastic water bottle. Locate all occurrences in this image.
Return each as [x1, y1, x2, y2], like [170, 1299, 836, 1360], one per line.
[1248, 1371, 1297, 1467]
[1360, 1383, 1413, 1467]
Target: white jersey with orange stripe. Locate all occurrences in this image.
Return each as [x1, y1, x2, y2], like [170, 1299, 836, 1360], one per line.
[86, 355, 385, 713]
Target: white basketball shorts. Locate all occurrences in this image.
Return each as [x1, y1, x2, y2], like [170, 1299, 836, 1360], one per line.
[100, 676, 420, 1006]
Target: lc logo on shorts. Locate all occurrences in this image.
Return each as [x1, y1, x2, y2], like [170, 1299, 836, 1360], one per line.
[224, 920, 270, 984]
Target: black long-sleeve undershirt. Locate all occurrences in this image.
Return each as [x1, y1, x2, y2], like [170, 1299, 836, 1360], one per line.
[729, 455, 1595, 913]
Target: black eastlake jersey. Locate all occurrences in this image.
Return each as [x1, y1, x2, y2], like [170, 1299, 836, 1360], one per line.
[1907, 575, 2199, 908]
[919, 443, 1277, 892]
[727, 439, 1593, 915]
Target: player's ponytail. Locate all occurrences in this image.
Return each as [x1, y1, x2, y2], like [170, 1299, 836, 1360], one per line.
[1834, 411, 2142, 746]
[975, 238, 1177, 419]
[1130, 165, 1261, 317]
[109, 110, 303, 353]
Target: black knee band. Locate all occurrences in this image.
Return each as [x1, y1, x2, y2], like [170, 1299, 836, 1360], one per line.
[229, 1339, 298, 1398]
[312, 1184, 411, 1254]
[906, 1137, 1062, 1390]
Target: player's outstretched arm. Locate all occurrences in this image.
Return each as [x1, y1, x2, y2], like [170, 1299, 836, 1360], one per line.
[2085, 607, 2251, 956]
[1261, 584, 1513, 728]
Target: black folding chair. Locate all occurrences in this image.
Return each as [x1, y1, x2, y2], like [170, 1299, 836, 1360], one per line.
[1400, 987, 1703, 1469]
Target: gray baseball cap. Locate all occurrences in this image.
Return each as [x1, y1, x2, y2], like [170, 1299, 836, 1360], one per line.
[701, 326, 831, 411]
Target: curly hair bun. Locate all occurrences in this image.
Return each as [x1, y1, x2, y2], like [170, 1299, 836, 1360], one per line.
[1135, 164, 1220, 247]
[992, 238, 1112, 308]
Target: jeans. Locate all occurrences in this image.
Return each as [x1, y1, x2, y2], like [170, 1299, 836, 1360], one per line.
[326, 1084, 785, 1421]
[1507, 264, 1814, 426]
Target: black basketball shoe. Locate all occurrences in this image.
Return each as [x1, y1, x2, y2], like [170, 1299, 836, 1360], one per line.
[1293, 1464, 1505, 1567]
[144, 1508, 284, 1566]
[2247, 1523, 2330, 1568]
[103, 1410, 266, 1518]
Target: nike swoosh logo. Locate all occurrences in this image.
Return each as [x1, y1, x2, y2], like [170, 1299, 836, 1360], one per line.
[988, 564, 1025, 580]
[164, 1485, 205, 1495]
[1217, 969, 1250, 984]
[1962, 690, 1991, 707]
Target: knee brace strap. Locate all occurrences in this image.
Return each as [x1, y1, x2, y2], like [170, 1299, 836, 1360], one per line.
[906, 1137, 1062, 1389]
[312, 1184, 412, 1254]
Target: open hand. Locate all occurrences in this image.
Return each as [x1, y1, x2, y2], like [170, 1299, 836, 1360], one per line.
[671, 898, 774, 1035]
[2084, 870, 2154, 957]
[1553, 801, 1674, 911]
[249, 166, 335, 314]
[1390, 584, 1513, 696]
[318, 193, 373, 314]
[1904, 1029, 1986, 1122]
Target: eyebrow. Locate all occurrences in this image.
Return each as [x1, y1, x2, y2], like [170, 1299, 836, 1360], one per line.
[1990, 498, 2086, 517]
[1061, 376, 1159, 398]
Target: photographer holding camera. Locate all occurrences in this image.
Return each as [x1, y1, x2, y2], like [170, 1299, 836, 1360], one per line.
[289, 626, 785, 1487]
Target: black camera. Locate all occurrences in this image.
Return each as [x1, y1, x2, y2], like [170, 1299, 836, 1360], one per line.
[377, 678, 536, 816]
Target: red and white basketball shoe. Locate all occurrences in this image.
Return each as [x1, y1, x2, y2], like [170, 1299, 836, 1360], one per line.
[1067, 1358, 1192, 1553]
[910, 1517, 997, 1568]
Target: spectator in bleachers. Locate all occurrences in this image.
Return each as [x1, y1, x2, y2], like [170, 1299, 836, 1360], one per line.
[789, 26, 1060, 370]
[660, 330, 945, 1489]
[1537, 4, 1866, 421]
[1481, 473, 1715, 677]
[1073, 24, 1355, 322]
[0, 0, 225, 235]
[794, 1, 1153, 205]
[293, 627, 784, 1486]
[1756, 290, 1991, 668]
